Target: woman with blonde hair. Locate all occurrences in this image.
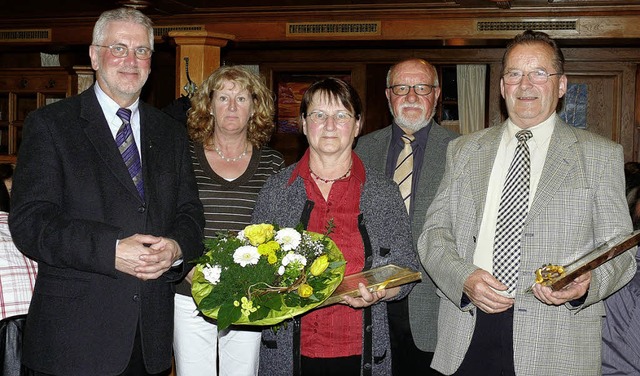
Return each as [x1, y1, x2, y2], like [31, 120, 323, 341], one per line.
[173, 65, 285, 376]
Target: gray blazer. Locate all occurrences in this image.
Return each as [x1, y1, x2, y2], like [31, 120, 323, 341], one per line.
[355, 122, 458, 352]
[252, 160, 419, 376]
[419, 116, 636, 375]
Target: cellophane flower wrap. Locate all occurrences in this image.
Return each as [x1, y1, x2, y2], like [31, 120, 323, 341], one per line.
[191, 223, 346, 330]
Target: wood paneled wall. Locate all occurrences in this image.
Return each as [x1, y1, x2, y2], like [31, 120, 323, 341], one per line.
[221, 46, 639, 163]
[1, 4, 639, 162]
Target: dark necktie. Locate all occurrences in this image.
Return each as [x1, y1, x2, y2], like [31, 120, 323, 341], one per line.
[492, 130, 533, 294]
[116, 108, 144, 199]
[393, 133, 415, 214]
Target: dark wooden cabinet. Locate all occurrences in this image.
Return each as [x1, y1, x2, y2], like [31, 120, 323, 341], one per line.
[0, 66, 93, 162]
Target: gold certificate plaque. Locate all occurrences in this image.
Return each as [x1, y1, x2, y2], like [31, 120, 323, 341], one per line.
[529, 230, 640, 291]
[318, 264, 422, 307]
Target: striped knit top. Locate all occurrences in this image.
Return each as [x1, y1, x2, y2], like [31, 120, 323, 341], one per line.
[176, 142, 285, 296]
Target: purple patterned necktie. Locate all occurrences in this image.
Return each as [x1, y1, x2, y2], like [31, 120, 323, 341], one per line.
[115, 108, 144, 199]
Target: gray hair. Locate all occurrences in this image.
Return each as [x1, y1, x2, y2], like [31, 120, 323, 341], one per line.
[92, 7, 154, 49]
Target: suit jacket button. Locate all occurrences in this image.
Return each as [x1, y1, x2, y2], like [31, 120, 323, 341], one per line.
[363, 363, 372, 370]
[138, 205, 146, 213]
[365, 325, 372, 332]
[132, 294, 140, 302]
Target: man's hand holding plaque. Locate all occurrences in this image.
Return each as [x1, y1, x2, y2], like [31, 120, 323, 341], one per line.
[526, 230, 640, 303]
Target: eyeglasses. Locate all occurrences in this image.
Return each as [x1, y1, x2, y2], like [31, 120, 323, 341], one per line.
[388, 84, 437, 96]
[502, 69, 562, 85]
[93, 44, 153, 60]
[306, 111, 354, 125]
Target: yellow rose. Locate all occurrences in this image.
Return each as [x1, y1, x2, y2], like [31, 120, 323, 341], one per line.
[267, 252, 278, 264]
[258, 240, 280, 256]
[297, 283, 313, 298]
[309, 254, 329, 276]
[244, 224, 275, 246]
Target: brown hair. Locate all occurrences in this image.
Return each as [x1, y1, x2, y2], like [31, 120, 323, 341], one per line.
[502, 30, 565, 75]
[299, 77, 362, 123]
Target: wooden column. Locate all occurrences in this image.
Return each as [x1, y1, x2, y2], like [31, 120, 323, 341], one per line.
[168, 31, 235, 98]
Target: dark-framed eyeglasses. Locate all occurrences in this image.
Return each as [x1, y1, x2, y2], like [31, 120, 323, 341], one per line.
[306, 110, 354, 125]
[388, 84, 437, 96]
[502, 69, 562, 85]
[93, 44, 153, 60]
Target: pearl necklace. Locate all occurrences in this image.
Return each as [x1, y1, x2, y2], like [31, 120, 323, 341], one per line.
[207, 143, 248, 162]
[310, 162, 352, 184]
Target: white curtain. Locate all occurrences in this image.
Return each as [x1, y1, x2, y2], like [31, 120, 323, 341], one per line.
[456, 65, 486, 135]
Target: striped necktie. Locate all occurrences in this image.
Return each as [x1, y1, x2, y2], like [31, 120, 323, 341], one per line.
[394, 133, 415, 213]
[492, 129, 533, 294]
[116, 108, 144, 199]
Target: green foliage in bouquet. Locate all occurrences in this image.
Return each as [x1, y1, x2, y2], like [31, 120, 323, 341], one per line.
[191, 223, 346, 330]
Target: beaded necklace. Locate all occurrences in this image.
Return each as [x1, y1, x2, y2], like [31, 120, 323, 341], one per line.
[205, 143, 248, 162]
[309, 162, 352, 183]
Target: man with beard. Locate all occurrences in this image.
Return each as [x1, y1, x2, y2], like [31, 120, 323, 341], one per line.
[9, 7, 204, 376]
[355, 58, 458, 375]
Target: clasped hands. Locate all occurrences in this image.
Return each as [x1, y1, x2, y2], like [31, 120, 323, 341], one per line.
[115, 234, 182, 280]
[464, 269, 591, 314]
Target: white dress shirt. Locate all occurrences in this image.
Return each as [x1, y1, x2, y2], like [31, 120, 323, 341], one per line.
[473, 114, 556, 295]
[94, 83, 142, 158]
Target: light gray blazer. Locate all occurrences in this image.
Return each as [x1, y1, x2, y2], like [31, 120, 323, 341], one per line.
[419, 116, 636, 376]
[355, 122, 458, 352]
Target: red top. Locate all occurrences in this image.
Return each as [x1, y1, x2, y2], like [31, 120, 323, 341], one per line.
[290, 150, 366, 358]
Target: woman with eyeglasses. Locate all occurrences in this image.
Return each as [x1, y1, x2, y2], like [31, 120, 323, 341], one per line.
[251, 77, 418, 376]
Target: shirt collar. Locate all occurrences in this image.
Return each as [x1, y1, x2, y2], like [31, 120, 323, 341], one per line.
[505, 112, 555, 147]
[391, 120, 432, 147]
[94, 83, 140, 125]
[288, 149, 366, 186]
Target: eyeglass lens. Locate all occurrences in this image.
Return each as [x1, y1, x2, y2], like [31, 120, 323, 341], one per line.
[390, 84, 434, 96]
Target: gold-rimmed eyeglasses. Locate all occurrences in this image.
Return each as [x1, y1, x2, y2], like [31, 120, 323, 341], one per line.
[502, 69, 562, 85]
[93, 44, 153, 60]
[306, 111, 354, 125]
[388, 84, 437, 96]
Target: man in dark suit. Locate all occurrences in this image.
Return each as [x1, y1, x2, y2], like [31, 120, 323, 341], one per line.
[355, 58, 458, 375]
[9, 7, 204, 376]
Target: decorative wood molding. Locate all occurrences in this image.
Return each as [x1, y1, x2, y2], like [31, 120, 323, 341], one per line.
[168, 31, 235, 98]
[286, 21, 381, 37]
[0, 29, 50, 42]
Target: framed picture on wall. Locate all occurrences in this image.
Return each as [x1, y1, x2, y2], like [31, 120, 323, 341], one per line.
[274, 72, 351, 133]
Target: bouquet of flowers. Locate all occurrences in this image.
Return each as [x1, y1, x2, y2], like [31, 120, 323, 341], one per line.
[191, 223, 346, 330]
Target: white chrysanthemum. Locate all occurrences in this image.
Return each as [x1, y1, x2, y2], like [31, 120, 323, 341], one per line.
[233, 245, 260, 267]
[275, 228, 302, 251]
[281, 252, 307, 267]
[237, 230, 247, 242]
[202, 264, 222, 285]
[278, 265, 285, 275]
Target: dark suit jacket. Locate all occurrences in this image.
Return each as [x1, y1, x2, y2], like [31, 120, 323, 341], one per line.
[355, 122, 458, 352]
[9, 86, 205, 375]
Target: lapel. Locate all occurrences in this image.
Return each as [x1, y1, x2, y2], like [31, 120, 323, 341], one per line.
[526, 116, 578, 223]
[139, 103, 164, 203]
[468, 125, 504, 225]
[370, 126, 392, 169]
[79, 88, 145, 203]
[415, 124, 451, 205]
